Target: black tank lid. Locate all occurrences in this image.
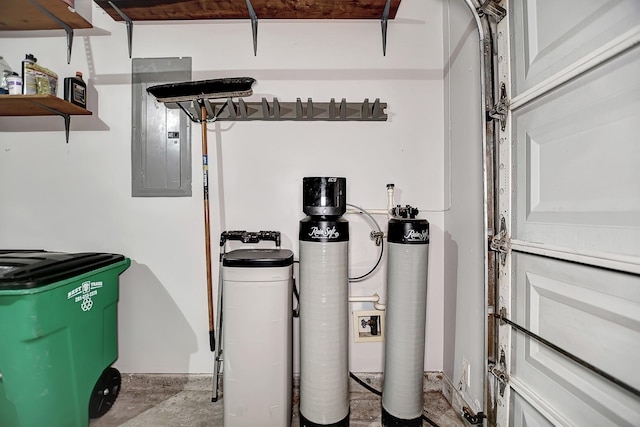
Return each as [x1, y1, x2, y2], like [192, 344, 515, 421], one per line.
[222, 249, 294, 267]
[0, 251, 126, 290]
[387, 218, 430, 244]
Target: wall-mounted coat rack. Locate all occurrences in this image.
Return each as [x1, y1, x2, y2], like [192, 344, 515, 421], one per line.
[165, 97, 388, 123]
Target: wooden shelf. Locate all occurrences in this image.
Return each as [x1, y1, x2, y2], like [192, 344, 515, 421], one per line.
[0, 94, 91, 143]
[0, 94, 91, 116]
[0, 0, 92, 31]
[95, 0, 401, 57]
[94, 0, 401, 21]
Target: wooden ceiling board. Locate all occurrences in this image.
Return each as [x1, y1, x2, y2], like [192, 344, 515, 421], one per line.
[0, 0, 92, 30]
[95, 0, 401, 22]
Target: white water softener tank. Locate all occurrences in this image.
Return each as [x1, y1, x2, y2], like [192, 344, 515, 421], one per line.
[382, 207, 430, 427]
[221, 247, 294, 427]
[299, 177, 350, 427]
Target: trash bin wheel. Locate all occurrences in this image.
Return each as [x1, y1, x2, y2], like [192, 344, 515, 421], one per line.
[89, 366, 121, 419]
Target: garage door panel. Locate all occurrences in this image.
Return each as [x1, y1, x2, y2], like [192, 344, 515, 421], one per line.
[500, 1, 640, 425]
[510, 0, 640, 96]
[510, 253, 640, 425]
[509, 393, 554, 427]
[513, 46, 640, 256]
[513, 253, 640, 386]
[510, 340, 638, 427]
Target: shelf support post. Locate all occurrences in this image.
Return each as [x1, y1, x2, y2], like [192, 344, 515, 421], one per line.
[28, 0, 74, 63]
[245, 0, 259, 56]
[109, 1, 134, 58]
[381, 0, 392, 56]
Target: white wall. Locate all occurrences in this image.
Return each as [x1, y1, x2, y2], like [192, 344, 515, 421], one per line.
[0, 0, 447, 374]
[443, 0, 486, 413]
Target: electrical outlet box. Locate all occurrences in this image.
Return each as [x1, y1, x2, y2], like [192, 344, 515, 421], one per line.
[353, 310, 385, 343]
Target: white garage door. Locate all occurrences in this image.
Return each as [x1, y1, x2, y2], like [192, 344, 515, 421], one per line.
[493, 1, 640, 426]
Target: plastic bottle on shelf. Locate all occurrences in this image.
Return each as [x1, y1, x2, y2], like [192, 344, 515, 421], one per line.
[21, 54, 38, 95]
[1, 56, 14, 94]
[7, 73, 23, 95]
[64, 71, 86, 108]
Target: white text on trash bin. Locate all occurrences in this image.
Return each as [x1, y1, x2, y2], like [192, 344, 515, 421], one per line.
[67, 281, 103, 312]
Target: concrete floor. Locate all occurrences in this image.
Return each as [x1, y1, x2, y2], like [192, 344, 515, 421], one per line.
[90, 374, 467, 427]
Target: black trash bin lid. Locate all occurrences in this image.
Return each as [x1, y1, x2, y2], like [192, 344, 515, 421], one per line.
[0, 251, 126, 290]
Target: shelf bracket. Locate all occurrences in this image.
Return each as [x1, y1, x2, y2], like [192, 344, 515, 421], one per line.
[109, 1, 134, 58]
[35, 102, 72, 143]
[381, 0, 392, 56]
[245, 0, 259, 56]
[28, 0, 74, 64]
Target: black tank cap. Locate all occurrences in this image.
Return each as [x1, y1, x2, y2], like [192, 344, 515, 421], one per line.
[299, 216, 349, 242]
[387, 218, 429, 244]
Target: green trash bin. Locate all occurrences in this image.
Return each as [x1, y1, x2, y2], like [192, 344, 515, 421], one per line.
[0, 251, 131, 427]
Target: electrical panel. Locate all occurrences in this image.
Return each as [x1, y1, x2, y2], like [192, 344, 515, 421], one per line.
[131, 57, 192, 197]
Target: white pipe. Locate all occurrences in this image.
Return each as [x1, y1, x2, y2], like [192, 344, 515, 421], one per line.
[344, 183, 396, 219]
[345, 208, 388, 215]
[387, 184, 395, 218]
[349, 293, 386, 311]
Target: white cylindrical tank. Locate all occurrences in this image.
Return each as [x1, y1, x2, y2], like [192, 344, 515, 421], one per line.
[221, 248, 294, 427]
[299, 216, 350, 427]
[382, 217, 430, 427]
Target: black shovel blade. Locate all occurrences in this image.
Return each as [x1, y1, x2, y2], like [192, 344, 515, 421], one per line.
[147, 77, 256, 103]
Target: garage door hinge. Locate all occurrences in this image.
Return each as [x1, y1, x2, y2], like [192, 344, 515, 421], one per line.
[488, 82, 509, 131]
[489, 216, 509, 265]
[463, 406, 486, 425]
[489, 348, 509, 397]
[476, 0, 507, 23]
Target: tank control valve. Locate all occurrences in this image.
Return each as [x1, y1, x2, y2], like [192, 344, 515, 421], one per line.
[392, 204, 419, 219]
